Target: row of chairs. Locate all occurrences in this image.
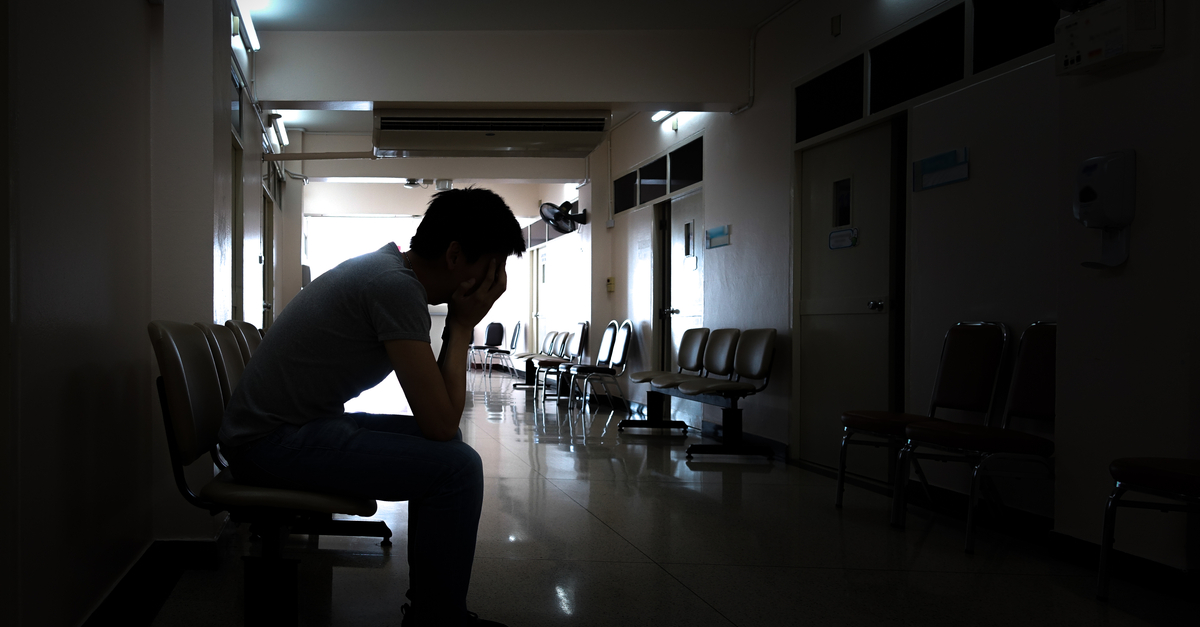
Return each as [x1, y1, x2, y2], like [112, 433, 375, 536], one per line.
[147, 319, 390, 624]
[837, 321, 1054, 552]
[834, 320, 1200, 599]
[620, 327, 777, 459]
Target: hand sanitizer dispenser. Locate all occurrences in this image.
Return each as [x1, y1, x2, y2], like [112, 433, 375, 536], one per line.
[1074, 149, 1136, 268]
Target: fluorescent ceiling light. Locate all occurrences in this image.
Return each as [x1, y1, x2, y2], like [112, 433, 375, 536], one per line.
[651, 110, 674, 122]
[267, 113, 289, 147]
[308, 177, 416, 184]
[234, 0, 262, 51]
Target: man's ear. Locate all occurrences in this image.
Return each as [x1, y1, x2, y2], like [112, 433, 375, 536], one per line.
[444, 241, 463, 270]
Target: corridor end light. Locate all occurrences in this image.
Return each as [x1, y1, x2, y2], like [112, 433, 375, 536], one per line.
[234, 0, 263, 51]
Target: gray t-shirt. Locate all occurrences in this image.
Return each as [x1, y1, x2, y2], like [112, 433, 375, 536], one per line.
[219, 242, 431, 448]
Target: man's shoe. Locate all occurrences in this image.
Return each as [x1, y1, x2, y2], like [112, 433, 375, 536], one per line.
[401, 603, 508, 627]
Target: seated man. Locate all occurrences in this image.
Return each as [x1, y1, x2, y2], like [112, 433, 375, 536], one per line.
[219, 187, 526, 627]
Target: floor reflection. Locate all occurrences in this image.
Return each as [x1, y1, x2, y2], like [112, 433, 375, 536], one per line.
[152, 370, 1194, 627]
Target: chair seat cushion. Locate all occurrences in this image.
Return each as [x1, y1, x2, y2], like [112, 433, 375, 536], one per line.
[677, 379, 757, 396]
[650, 373, 705, 388]
[1110, 458, 1200, 497]
[201, 468, 378, 517]
[905, 421, 1054, 457]
[487, 348, 510, 354]
[531, 356, 568, 368]
[630, 370, 672, 383]
[840, 410, 933, 437]
[570, 365, 615, 376]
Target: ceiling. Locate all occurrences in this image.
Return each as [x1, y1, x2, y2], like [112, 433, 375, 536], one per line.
[250, 0, 778, 142]
[249, 0, 795, 32]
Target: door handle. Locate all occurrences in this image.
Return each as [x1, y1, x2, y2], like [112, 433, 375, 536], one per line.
[867, 301, 885, 311]
[660, 308, 680, 317]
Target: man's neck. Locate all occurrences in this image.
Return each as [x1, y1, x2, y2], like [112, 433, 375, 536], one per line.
[406, 252, 452, 304]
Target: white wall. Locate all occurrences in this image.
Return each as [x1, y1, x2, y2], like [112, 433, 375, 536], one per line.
[256, 30, 749, 109]
[1053, 1, 1199, 568]
[5, 2, 158, 625]
[906, 57, 1060, 515]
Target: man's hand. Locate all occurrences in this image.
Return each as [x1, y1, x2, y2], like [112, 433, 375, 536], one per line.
[447, 258, 507, 333]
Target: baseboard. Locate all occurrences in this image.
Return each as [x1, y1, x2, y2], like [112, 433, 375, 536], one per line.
[1046, 531, 1199, 598]
[83, 530, 226, 626]
[700, 420, 789, 460]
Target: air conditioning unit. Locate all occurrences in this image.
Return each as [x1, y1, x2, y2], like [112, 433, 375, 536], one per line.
[372, 109, 609, 158]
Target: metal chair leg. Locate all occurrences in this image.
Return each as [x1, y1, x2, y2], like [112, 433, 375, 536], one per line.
[836, 429, 851, 508]
[1097, 482, 1127, 600]
[891, 441, 913, 528]
[965, 459, 986, 554]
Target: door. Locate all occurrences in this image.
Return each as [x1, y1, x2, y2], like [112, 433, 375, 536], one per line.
[663, 190, 704, 372]
[795, 119, 904, 473]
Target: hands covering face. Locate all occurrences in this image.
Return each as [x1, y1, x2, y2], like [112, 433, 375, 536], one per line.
[448, 256, 507, 331]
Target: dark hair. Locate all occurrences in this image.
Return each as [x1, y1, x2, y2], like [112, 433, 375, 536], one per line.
[409, 187, 527, 262]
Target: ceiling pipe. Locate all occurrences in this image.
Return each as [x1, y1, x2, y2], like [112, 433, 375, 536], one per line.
[731, 0, 802, 115]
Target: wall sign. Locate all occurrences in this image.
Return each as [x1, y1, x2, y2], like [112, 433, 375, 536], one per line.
[914, 148, 969, 191]
[829, 228, 858, 249]
[705, 225, 731, 249]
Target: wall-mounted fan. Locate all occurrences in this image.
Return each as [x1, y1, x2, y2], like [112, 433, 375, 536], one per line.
[539, 200, 588, 234]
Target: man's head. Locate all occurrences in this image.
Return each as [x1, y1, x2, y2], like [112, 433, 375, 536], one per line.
[409, 187, 526, 263]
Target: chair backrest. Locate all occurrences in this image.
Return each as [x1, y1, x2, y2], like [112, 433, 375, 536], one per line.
[566, 322, 588, 360]
[195, 322, 245, 406]
[225, 319, 262, 363]
[593, 321, 619, 367]
[541, 331, 560, 354]
[703, 328, 741, 378]
[733, 328, 777, 383]
[552, 331, 572, 357]
[483, 322, 505, 347]
[1003, 321, 1056, 426]
[510, 321, 522, 350]
[929, 321, 1010, 420]
[677, 328, 711, 373]
[609, 320, 635, 371]
[148, 320, 225, 507]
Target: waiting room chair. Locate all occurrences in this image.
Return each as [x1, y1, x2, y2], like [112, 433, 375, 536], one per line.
[620, 328, 736, 433]
[484, 321, 522, 378]
[894, 322, 1055, 549]
[532, 322, 588, 403]
[629, 327, 710, 385]
[225, 319, 263, 363]
[195, 322, 246, 407]
[558, 320, 616, 408]
[569, 320, 634, 412]
[148, 320, 392, 624]
[469, 322, 505, 372]
[837, 321, 1010, 512]
[1098, 457, 1200, 600]
[513, 331, 561, 390]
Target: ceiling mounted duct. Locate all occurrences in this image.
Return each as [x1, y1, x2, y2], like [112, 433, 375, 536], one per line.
[373, 109, 609, 158]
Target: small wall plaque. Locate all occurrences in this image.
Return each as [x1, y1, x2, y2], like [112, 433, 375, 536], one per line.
[914, 148, 969, 191]
[829, 228, 858, 249]
[705, 225, 731, 249]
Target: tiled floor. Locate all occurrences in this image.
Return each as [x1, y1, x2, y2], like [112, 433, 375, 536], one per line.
[153, 372, 1194, 626]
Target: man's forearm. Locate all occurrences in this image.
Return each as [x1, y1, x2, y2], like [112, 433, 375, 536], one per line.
[436, 322, 471, 429]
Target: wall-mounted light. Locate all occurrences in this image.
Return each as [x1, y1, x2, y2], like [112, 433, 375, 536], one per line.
[233, 0, 264, 51]
[267, 113, 289, 147]
[651, 110, 675, 122]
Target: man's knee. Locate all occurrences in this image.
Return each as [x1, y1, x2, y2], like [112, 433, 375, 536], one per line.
[447, 441, 483, 486]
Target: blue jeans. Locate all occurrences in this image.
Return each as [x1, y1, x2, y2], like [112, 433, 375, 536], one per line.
[230, 413, 484, 617]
